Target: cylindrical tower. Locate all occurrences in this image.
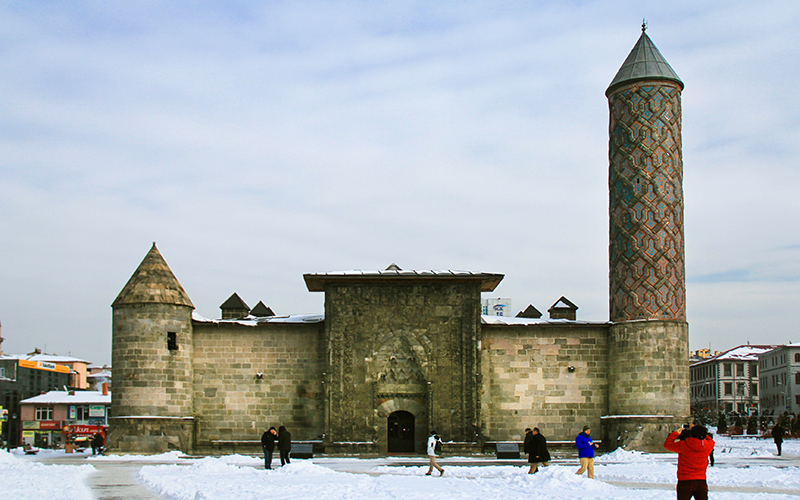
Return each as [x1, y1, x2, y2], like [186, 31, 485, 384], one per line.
[107, 243, 195, 454]
[604, 25, 690, 451]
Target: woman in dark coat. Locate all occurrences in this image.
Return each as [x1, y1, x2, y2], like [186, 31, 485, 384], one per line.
[278, 425, 292, 465]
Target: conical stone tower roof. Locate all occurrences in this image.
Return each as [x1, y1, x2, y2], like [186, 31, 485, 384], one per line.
[112, 243, 194, 308]
[606, 24, 683, 96]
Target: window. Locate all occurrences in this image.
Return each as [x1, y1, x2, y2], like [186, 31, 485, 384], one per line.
[796, 353, 800, 363]
[35, 407, 53, 421]
[737, 382, 746, 395]
[796, 372, 800, 385]
[736, 363, 744, 376]
[751, 383, 758, 396]
[724, 382, 732, 395]
[723, 363, 732, 376]
[71, 405, 90, 421]
[0, 367, 4, 378]
[796, 395, 800, 405]
[167, 331, 178, 351]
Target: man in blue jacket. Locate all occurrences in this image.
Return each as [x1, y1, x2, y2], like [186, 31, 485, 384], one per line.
[575, 425, 600, 478]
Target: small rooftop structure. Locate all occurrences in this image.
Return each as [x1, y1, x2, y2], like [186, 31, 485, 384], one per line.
[548, 296, 578, 320]
[249, 301, 275, 317]
[220, 293, 250, 319]
[516, 305, 543, 319]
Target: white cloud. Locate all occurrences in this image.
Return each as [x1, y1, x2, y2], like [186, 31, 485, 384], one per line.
[1, 1, 799, 363]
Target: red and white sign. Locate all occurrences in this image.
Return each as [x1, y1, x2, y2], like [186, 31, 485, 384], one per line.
[62, 424, 103, 436]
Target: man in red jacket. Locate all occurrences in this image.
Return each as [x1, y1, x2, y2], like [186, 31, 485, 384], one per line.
[663, 425, 715, 500]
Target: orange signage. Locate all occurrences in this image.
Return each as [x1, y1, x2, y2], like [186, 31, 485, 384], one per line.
[18, 359, 70, 374]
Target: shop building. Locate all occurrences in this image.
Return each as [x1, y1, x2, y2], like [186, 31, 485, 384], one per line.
[19, 387, 110, 449]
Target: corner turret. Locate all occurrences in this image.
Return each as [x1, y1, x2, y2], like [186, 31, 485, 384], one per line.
[107, 243, 195, 454]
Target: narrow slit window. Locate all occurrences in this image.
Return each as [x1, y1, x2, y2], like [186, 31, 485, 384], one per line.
[167, 331, 178, 351]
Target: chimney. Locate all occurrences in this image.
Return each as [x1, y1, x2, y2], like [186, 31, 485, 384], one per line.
[102, 382, 108, 396]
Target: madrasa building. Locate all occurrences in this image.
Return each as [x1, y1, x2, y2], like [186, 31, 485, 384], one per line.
[107, 27, 690, 455]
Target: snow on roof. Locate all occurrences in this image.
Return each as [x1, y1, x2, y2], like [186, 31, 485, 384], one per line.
[480, 315, 606, 326]
[3, 354, 91, 364]
[20, 390, 111, 405]
[87, 370, 112, 378]
[692, 345, 779, 366]
[192, 311, 324, 326]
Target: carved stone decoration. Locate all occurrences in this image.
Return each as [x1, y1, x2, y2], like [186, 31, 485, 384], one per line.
[375, 334, 428, 396]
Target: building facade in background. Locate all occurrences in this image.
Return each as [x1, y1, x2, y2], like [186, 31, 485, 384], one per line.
[758, 344, 800, 417]
[19, 389, 110, 449]
[108, 28, 690, 455]
[689, 345, 774, 415]
[0, 356, 71, 448]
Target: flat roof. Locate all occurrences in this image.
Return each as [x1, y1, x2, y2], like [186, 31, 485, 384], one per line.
[303, 269, 504, 292]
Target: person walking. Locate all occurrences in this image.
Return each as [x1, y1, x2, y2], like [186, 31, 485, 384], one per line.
[772, 423, 785, 456]
[261, 426, 277, 469]
[664, 425, 715, 500]
[91, 433, 104, 455]
[575, 426, 599, 478]
[425, 430, 444, 476]
[524, 427, 550, 474]
[278, 425, 292, 466]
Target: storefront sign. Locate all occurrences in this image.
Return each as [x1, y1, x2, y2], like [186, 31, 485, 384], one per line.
[89, 405, 106, 417]
[38, 421, 61, 430]
[18, 359, 70, 374]
[62, 425, 102, 436]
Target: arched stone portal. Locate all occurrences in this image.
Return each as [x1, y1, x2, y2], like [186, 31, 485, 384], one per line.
[387, 411, 415, 453]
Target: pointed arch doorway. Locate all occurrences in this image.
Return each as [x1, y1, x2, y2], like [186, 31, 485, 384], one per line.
[387, 411, 415, 453]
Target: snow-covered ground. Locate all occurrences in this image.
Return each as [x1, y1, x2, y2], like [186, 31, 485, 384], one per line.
[2, 434, 799, 500]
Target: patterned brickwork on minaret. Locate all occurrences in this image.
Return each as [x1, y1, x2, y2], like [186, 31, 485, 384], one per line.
[607, 28, 685, 323]
[603, 27, 690, 452]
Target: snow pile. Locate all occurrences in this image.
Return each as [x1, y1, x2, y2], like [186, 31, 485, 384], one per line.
[88, 450, 189, 462]
[5, 434, 800, 500]
[0, 449, 95, 500]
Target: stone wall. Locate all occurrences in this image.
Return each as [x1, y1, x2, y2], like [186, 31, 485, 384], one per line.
[111, 302, 193, 419]
[608, 320, 689, 416]
[324, 280, 482, 453]
[480, 323, 610, 443]
[191, 321, 325, 449]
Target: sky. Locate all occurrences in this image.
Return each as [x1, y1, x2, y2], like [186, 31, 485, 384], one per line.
[1, 1, 798, 366]
[3, 435, 800, 500]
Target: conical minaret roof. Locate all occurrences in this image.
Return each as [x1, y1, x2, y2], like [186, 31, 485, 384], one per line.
[606, 24, 683, 96]
[112, 243, 194, 308]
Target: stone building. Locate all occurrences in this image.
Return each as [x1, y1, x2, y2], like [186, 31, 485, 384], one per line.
[107, 27, 691, 455]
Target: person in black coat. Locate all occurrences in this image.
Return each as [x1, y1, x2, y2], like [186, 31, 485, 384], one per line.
[523, 427, 551, 474]
[91, 433, 104, 455]
[278, 425, 292, 466]
[772, 423, 785, 456]
[261, 427, 277, 469]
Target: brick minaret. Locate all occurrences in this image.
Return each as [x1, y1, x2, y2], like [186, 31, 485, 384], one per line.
[604, 25, 690, 451]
